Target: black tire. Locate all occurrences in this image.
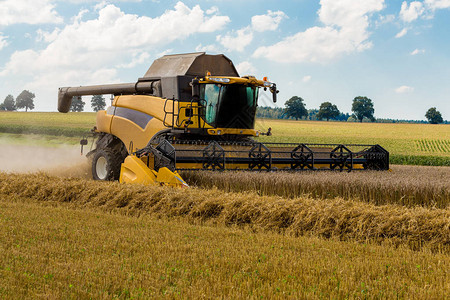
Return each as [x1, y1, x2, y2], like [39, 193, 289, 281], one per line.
[91, 148, 123, 181]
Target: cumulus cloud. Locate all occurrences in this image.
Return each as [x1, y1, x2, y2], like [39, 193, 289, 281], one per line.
[206, 6, 219, 15]
[399, 1, 425, 22]
[376, 14, 396, 26]
[0, 2, 230, 110]
[251, 10, 287, 32]
[253, 0, 385, 63]
[0, 33, 8, 50]
[411, 48, 425, 55]
[217, 27, 253, 52]
[397, 0, 450, 25]
[425, 0, 450, 10]
[235, 61, 256, 75]
[395, 85, 414, 93]
[395, 28, 408, 38]
[213, 9, 287, 53]
[36, 28, 61, 43]
[117, 51, 150, 68]
[0, 0, 63, 26]
[195, 43, 220, 53]
[1, 2, 230, 75]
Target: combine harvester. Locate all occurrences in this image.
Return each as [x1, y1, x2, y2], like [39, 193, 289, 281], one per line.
[58, 53, 389, 187]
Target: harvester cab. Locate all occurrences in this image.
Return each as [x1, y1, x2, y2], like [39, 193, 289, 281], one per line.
[58, 52, 389, 187]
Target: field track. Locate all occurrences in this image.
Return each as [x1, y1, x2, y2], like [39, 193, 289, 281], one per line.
[1, 172, 448, 253]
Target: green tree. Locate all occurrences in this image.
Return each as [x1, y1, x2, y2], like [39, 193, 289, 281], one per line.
[0, 95, 16, 111]
[351, 96, 375, 122]
[91, 95, 106, 112]
[16, 90, 35, 112]
[70, 96, 85, 112]
[316, 101, 340, 121]
[425, 107, 443, 124]
[284, 96, 307, 120]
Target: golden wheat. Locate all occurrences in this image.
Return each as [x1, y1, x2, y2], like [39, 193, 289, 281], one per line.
[182, 165, 450, 209]
[1, 200, 448, 299]
[1, 172, 448, 252]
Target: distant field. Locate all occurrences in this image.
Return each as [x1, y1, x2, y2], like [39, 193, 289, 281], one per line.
[0, 111, 95, 128]
[256, 119, 450, 156]
[1, 112, 449, 165]
[256, 119, 450, 165]
[0, 111, 95, 138]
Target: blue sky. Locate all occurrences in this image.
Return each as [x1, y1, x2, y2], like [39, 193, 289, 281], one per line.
[0, 0, 449, 120]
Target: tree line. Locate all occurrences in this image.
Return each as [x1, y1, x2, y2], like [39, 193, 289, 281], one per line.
[0, 91, 445, 124]
[257, 96, 445, 124]
[0, 92, 107, 112]
[0, 90, 35, 112]
[69, 95, 106, 112]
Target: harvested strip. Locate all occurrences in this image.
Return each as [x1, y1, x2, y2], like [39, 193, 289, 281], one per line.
[0, 172, 449, 252]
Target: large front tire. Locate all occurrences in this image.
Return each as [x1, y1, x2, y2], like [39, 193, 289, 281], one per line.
[92, 149, 123, 181]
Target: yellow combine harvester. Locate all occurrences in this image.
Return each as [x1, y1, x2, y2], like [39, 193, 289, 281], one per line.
[58, 53, 389, 187]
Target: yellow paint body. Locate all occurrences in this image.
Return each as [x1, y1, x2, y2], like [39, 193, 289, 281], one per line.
[95, 76, 267, 152]
[93, 76, 275, 186]
[119, 155, 188, 188]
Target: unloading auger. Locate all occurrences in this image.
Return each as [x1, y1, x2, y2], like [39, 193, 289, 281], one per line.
[58, 52, 389, 187]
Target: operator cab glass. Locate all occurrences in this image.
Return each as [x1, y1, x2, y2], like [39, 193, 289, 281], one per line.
[199, 84, 258, 129]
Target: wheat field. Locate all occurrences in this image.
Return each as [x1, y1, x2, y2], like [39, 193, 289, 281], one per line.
[1, 172, 448, 252]
[1, 172, 449, 298]
[1, 112, 449, 298]
[182, 165, 450, 209]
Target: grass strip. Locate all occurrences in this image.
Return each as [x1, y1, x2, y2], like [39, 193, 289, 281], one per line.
[1, 172, 448, 252]
[0, 124, 89, 137]
[390, 154, 450, 166]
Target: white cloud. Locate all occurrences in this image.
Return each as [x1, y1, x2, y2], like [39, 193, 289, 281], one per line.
[235, 61, 256, 75]
[0, 0, 63, 26]
[215, 9, 286, 53]
[395, 85, 414, 93]
[36, 28, 61, 43]
[411, 48, 425, 55]
[117, 51, 150, 68]
[424, 0, 450, 9]
[302, 75, 312, 83]
[2, 2, 230, 74]
[217, 27, 253, 52]
[195, 43, 220, 53]
[251, 10, 287, 32]
[399, 1, 425, 22]
[395, 28, 408, 38]
[376, 14, 396, 26]
[0, 33, 8, 50]
[253, 0, 384, 63]
[206, 6, 219, 15]
[0, 2, 231, 110]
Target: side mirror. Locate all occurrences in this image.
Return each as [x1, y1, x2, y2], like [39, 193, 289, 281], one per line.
[191, 78, 200, 100]
[270, 84, 278, 103]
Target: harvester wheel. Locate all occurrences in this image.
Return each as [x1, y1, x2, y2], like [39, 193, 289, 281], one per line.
[92, 149, 123, 181]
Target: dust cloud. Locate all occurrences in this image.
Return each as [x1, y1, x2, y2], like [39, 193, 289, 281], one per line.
[0, 143, 91, 179]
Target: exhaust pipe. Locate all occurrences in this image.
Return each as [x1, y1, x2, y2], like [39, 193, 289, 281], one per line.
[58, 81, 160, 113]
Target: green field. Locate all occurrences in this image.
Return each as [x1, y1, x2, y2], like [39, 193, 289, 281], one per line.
[1, 111, 449, 165]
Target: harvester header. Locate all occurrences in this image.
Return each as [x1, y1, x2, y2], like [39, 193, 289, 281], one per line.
[58, 52, 388, 187]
